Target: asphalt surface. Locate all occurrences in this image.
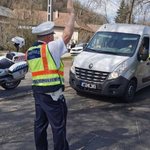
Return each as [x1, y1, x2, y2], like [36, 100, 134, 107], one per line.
[1, 87, 150, 150]
[0, 58, 150, 150]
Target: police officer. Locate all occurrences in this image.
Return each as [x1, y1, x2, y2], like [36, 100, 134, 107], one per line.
[26, 0, 75, 150]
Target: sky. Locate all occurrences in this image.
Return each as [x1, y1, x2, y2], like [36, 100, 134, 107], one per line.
[79, 0, 120, 23]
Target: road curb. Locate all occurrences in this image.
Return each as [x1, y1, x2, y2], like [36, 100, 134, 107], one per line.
[0, 90, 33, 101]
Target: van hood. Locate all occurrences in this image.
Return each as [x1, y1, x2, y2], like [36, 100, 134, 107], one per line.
[73, 51, 129, 72]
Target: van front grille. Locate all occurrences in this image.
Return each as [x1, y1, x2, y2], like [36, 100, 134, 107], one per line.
[75, 67, 110, 83]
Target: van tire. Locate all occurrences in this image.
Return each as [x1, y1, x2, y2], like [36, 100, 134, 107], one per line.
[122, 80, 136, 103]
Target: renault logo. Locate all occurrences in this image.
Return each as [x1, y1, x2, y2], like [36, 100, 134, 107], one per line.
[89, 63, 93, 69]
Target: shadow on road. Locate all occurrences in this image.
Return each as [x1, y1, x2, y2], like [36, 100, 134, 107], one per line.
[0, 85, 32, 99]
[69, 128, 137, 150]
[73, 85, 150, 104]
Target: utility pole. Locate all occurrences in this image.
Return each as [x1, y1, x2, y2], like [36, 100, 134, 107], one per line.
[47, 0, 53, 21]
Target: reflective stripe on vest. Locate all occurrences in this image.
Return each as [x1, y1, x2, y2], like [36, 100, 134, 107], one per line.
[27, 43, 64, 86]
[33, 77, 64, 84]
[32, 44, 64, 77]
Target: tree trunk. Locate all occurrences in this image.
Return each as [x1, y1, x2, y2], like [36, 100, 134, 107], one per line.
[128, 0, 135, 24]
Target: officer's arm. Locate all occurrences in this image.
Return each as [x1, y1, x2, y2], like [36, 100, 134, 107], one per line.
[62, 0, 75, 45]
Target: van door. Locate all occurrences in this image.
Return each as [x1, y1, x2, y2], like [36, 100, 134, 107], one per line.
[136, 37, 150, 89]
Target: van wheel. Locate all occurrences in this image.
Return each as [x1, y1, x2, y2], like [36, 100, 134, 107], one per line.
[122, 80, 136, 103]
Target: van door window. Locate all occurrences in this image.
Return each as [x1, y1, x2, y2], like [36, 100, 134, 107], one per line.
[139, 37, 149, 52]
[138, 37, 149, 60]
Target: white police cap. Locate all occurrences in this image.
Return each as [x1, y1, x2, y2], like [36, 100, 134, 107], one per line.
[32, 21, 55, 35]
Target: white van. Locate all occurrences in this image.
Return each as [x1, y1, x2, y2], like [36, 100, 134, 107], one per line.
[69, 23, 150, 102]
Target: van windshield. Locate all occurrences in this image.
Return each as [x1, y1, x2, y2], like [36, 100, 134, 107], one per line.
[86, 32, 140, 56]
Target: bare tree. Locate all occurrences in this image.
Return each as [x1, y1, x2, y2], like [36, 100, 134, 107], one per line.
[127, 0, 135, 23]
[1, 0, 40, 52]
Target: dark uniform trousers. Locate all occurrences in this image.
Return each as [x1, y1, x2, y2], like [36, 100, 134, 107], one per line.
[33, 91, 69, 150]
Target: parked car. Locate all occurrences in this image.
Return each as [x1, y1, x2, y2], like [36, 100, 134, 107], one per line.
[70, 43, 87, 55]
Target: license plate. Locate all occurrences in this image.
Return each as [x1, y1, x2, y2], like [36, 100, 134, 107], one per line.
[81, 82, 96, 89]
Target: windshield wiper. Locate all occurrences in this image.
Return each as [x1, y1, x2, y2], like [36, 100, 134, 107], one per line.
[85, 48, 97, 52]
[100, 51, 119, 55]
[86, 48, 119, 55]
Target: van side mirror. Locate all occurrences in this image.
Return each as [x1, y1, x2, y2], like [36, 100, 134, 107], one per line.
[138, 48, 149, 61]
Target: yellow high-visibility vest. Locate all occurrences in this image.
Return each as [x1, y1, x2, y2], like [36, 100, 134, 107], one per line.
[26, 43, 64, 86]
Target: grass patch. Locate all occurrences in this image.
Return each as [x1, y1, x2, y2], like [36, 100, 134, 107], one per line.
[61, 56, 75, 60]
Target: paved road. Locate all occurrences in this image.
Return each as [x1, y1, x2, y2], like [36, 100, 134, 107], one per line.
[1, 58, 150, 150]
[0, 86, 150, 150]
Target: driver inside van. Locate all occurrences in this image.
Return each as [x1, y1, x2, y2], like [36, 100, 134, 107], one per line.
[139, 41, 147, 59]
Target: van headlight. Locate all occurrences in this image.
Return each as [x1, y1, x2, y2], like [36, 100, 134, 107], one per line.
[108, 61, 127, 80]
[70, 65, 75, 74]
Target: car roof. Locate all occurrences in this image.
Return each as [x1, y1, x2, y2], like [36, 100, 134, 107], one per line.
[98, 23, 150, 36]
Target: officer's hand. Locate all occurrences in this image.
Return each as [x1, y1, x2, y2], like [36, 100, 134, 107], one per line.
[67, 0, 75, 15]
